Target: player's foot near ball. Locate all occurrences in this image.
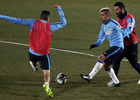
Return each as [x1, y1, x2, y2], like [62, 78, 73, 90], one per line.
[43, 84, 53, 98]
[80, 74, 91, 82]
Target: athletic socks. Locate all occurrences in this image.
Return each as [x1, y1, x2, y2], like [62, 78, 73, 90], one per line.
[88, 60, 119, 84]
[106, 67, 120, 84]
[89, 60, 103, 79]
[45, 82, 49, 87]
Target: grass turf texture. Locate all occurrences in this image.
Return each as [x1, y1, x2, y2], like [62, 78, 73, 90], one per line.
[0, 0, 140, 100]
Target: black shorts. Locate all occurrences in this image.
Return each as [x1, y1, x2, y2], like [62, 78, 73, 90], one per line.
[29, 52, 51, 70]
[103, 46, 124, 65]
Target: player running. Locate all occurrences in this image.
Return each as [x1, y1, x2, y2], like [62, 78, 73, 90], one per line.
[0, 5, 67, 97]
[80, 7, 129, 87]
[107, 2, 140, 86]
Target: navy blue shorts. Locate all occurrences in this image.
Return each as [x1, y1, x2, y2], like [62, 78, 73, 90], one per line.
[29, 52, 51, 70]
[103, 46, 123, 65]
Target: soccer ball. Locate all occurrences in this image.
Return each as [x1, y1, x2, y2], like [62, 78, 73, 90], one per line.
[55, 73, 67, 85]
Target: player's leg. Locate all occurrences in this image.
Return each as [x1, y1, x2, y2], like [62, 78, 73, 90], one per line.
[125, 44, 140, 74]
[106, 51, 124, 85]
[89, 55, 105, 78]
[80, 54, 105, 82]
[29, 52, 38, 71]
[113, 52, 124, 77]
[124, 44, 140, 84]
[43, 70, 50, 84]
[42, 69, 53, 97]
[82, 51, 120, 86]
[80, 46, 122, 86]
[39, 54, 53, 97]
[103, 63, 120, 87]
[103, 46, 123, 86]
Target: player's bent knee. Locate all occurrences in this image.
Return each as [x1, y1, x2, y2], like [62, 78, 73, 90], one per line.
[98, 54, 106, 62]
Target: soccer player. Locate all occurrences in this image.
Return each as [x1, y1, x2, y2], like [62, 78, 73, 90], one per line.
[0, 5, 67, 97]
[80, 7, 128, 87]
[107, 2, 140, 86]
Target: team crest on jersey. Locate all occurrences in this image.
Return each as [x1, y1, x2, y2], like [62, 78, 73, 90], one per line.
[108, 26, 111, 30]
[105, 31, 113, 35]
[117, 25, 122, 29]
[129, 23, 133, 27]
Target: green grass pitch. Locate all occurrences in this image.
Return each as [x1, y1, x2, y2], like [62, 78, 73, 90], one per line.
[0, 0, 140, 100]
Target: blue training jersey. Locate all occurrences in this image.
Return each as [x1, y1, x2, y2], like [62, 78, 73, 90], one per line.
[0, 7, 67, 56]
[93, 18, 127, 49]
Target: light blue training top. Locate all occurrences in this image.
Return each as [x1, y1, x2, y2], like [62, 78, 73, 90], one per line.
[93, 18, 129, 49]
[0, 7, 67, 56]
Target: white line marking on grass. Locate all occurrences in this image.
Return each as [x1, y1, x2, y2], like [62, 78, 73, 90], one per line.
[0, 40, 97, 57]
[0, 40, 132, 62]
[50, 48, 98, 57]
[0, 40, 29, 46]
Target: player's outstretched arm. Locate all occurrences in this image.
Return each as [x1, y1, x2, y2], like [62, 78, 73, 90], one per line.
[50, 5, 67, 32]
[0, 15, 34, 26]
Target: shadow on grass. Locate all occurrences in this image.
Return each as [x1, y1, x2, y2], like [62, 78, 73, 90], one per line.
[50, 79, 107, 98]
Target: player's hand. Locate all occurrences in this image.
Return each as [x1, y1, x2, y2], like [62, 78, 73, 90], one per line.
[54, 5, 60, 9]
[124, 36, 129, 41]
[89, 44, 96, 50]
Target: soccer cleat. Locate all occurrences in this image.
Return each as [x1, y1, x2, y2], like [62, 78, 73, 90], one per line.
[80, 74, 91, 82]
[43, 84, 53, 98]
[108, 82, 120, 87]
[138, 79, 140, 84]
[107, 80, 114, 86]
[29, 61, 38, 72]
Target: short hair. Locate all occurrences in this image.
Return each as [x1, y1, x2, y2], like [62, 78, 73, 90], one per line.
[40, 10, 50, 20]
[114, 2, 125, 10]
[100, 7, 111, 15]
